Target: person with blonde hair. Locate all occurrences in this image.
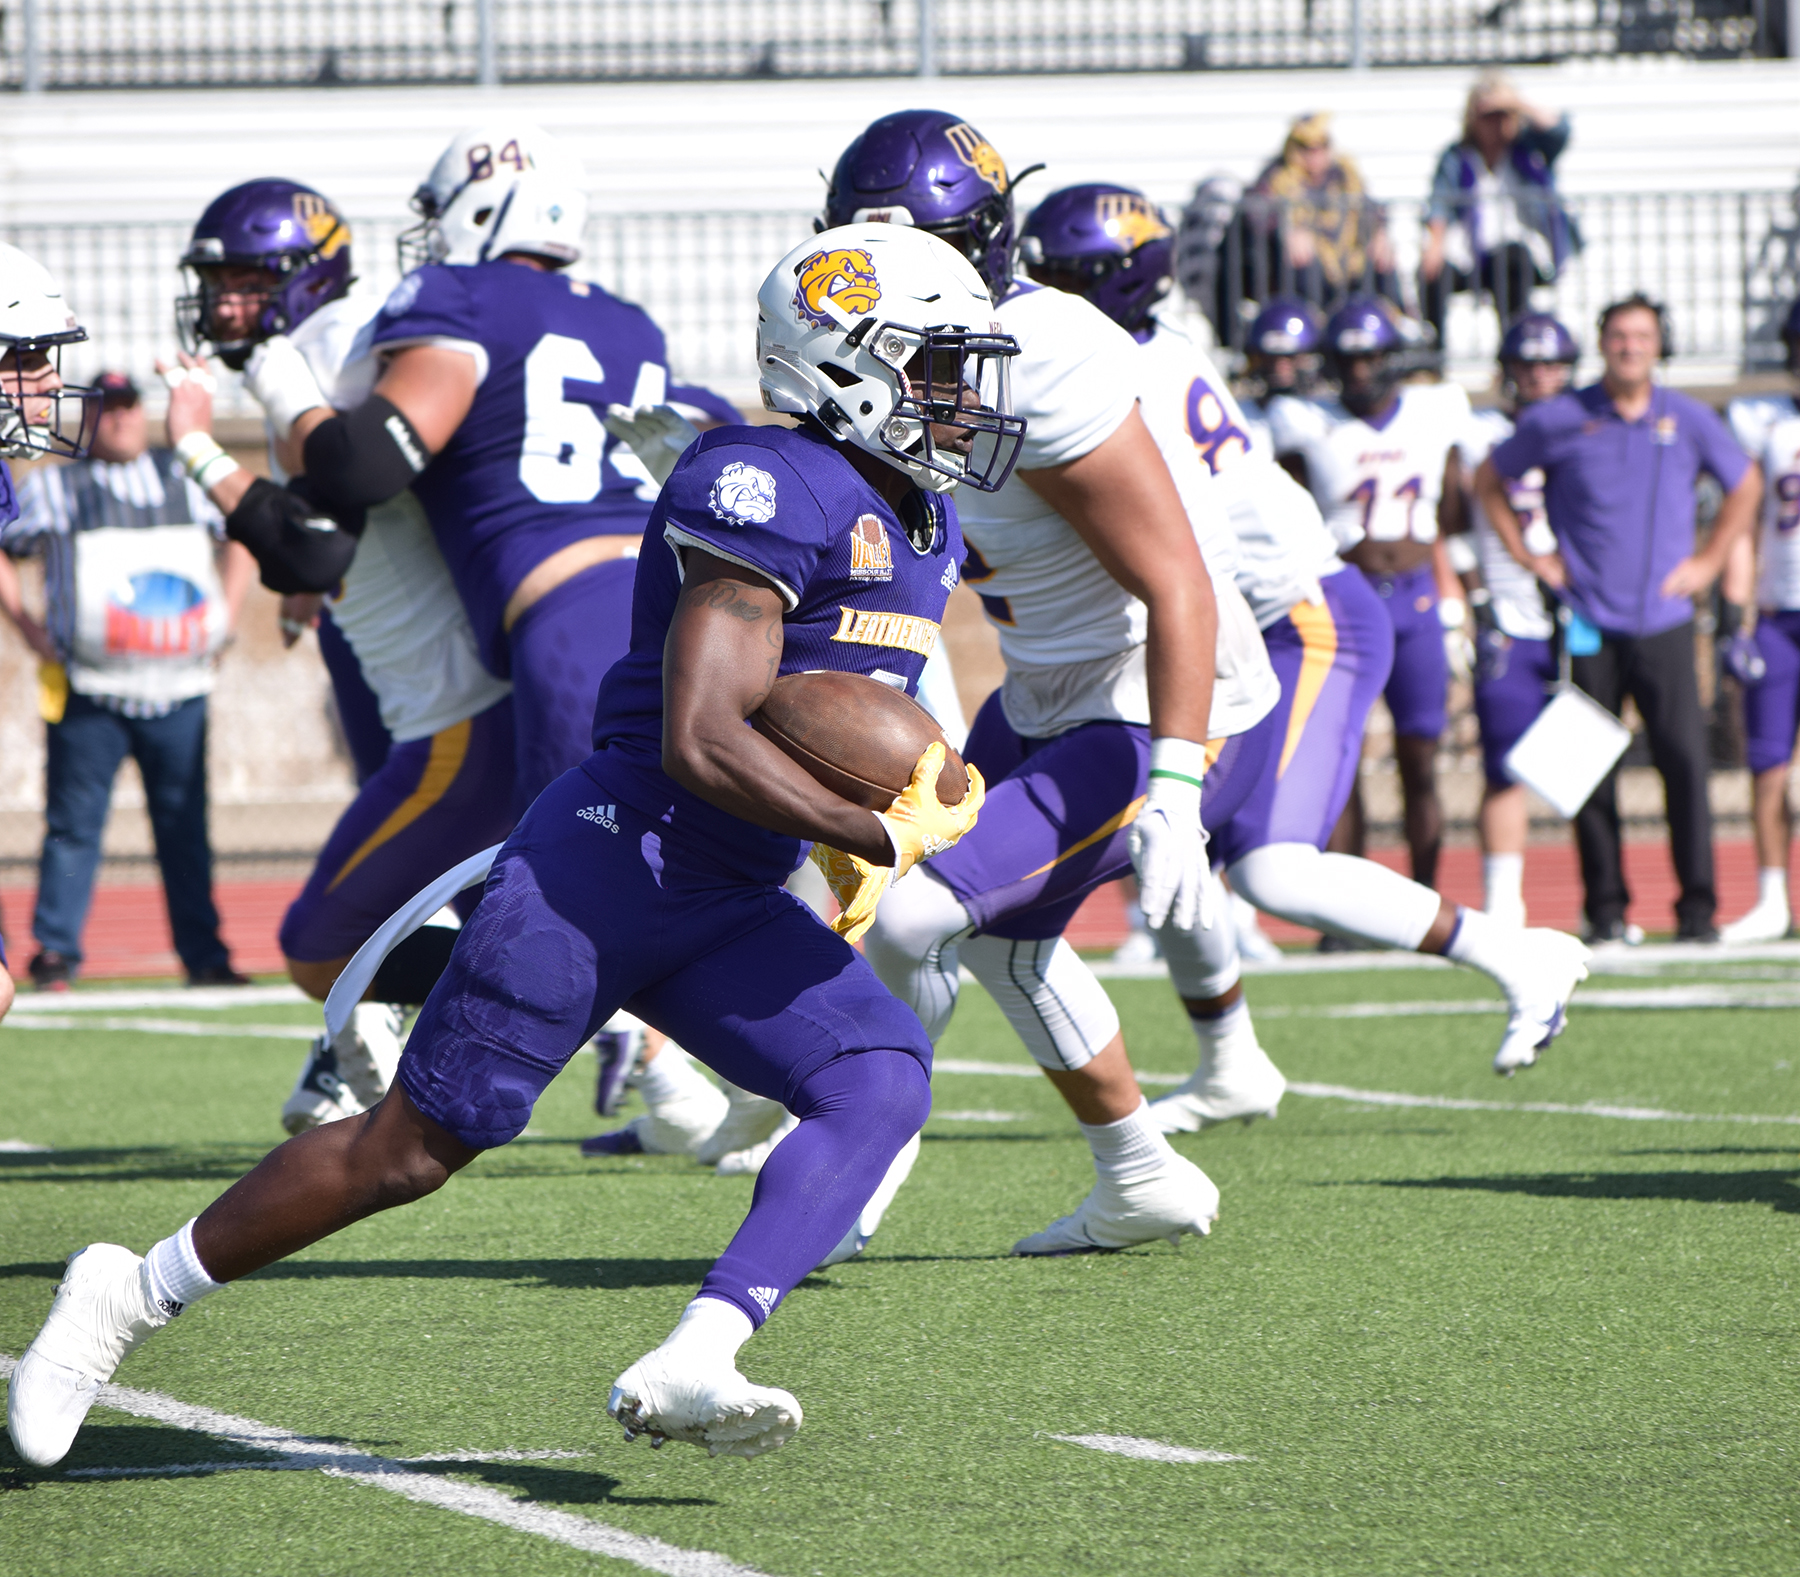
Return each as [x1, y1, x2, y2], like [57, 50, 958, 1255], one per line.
[1421, 72, 1579, 342]
[1250, 111, 1398, 312]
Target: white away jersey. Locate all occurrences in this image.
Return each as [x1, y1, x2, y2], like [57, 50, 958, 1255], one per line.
[955, 283, 1273, 740]
[282, 294, 512, 743]
[1268, 381, 1471, 553]
[1138, 316, 1343, 629]
[1730, 394, 1800, 610]
[1457, 405, 1556, 641]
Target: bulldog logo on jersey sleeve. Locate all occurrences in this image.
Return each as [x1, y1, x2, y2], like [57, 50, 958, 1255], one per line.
[793, 249, 882, 330]
[848, 514, 894, 582]
[709, 461, 779, 525]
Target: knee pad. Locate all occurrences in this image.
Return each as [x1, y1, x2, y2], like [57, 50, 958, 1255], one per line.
[1229, 842, 1438, 951]
[958, 933, 1120, 1072]
[1157, 891, 1243, 1001]
[861, 868, 973, 1044]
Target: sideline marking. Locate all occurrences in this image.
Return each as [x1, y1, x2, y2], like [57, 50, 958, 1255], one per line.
[1092, 938, 1800, 980]
[0, 1355, 775, 1577]
[1255, 985, 1800, 1017]
[1050, 1433, 1250, 1464]
[933, 1110, 1021, 1123]
[0, 1015, 316, 1041]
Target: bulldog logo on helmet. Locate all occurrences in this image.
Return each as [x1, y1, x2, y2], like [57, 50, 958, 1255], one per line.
[793, 248, 882, 329]
[293, 193, 350, 259]
[944, 123, 1008, 193]
[1095, 192, 1169, 251]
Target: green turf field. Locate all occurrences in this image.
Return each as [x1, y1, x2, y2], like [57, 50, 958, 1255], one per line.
[4, 953, 1799, 1576]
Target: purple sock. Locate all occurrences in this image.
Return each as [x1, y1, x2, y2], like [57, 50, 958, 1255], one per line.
[699, 1049, 930, 1327]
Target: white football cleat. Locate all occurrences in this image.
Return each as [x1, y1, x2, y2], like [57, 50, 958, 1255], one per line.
[1492, 928, 1592, 1075]
[7, 1244, 170, 1467]
[1149, 1025, 1286, 1135]
[1108, 927, 1160, 966]
[1721, 898, 1792, 944]
[695, 1082, 790, 1167]
[1012, 1153, 1220, 1256]
[280, 1037, 367, 1135]
[715, 1110, 800, 1177]
[817, 1133, 921, 1267]
[608, 1349, 801, 1459]
[333, 1003, 407, 1110]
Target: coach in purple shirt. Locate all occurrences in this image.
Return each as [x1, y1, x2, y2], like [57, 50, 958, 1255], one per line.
[1475, 294, 1760, 942]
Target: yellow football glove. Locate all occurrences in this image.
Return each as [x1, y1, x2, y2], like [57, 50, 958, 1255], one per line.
[811, 742, 985, 943]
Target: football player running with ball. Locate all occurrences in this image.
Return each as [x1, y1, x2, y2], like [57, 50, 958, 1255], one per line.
[836, 113, 1284, 1256]
[162, 177, 516, 1132]
[6, 225, 1008, 1466]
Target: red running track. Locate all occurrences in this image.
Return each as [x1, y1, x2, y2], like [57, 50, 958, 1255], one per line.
[1, 838, 1789, 981]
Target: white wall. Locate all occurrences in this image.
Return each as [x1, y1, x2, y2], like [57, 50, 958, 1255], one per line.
[2, 56, 1795, 230]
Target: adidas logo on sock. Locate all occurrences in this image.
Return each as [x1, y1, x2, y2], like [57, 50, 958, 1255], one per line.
[747, 1285, 780, 1318]
[155, 1297, 185, 1318]
[576, 804, 620, 834]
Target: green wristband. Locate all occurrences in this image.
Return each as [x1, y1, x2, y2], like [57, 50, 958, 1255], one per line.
[1147, 769, 1206, 790]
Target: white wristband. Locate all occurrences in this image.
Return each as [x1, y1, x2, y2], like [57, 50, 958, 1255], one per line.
[1144, 736, 1208, 815]
[1438, 597, 1468, 630]
[173, 430, 241, 493]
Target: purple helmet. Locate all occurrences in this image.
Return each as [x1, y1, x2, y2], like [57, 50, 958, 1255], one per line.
[821, 110, 1019, 298]
[1018, 183, 1174, 335]
[177, 179, 353, 369]
[1498, 312, 1579, 366]
[1248, 295, 1324, 358]
[1784, 299, 1800, 373]
[1323, 295, 1405, 415]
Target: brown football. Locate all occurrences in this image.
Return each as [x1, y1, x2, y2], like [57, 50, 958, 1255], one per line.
[751, 671, 967, 812]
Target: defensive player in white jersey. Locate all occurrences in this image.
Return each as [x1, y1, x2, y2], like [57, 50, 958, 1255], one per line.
[1451, 313, 1580, 927]
[163, 178, 517, 1130]
[1019, 185, 1590, 1104]
[1720, 300, 1800, 942]
[1270, 297, 1472, 894]
[829, 112, 1280, 1256]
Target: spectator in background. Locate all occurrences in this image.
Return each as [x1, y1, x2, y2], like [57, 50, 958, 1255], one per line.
[0, 371, 256, 988]
[1250, 113, 1399, 315]
[1475, 297, 1762, 942]
[1421, 73, 1580, 344]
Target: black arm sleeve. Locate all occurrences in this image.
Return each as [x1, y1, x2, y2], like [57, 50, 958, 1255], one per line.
[300, 394, 432, 516]
[224, 477, 361, 595]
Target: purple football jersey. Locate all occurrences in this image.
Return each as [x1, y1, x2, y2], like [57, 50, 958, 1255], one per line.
[587, 423, 965, 885]
[370, 261, 669, 673]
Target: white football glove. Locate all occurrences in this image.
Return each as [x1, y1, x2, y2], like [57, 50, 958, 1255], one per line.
[1129, 737, 1215, 933]
[241, 335, 330, 442]
[603, 403, 701, 488]
[1439, 596, 1474, 684]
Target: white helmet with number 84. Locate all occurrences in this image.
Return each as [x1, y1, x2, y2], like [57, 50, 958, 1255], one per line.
[398, 123, 588, 273]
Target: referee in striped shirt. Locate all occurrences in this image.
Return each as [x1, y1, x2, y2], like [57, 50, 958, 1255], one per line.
[0, 372, 256, 989]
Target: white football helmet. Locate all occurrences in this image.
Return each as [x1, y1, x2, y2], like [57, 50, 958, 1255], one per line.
[756, 224, 1024, 494]
[0, 243, 100, 459]
[397, 123, 587, 272]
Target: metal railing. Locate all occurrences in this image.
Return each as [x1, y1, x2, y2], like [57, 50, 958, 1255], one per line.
[7, 186, 1796, 416]
[1, 0, 1782, 90]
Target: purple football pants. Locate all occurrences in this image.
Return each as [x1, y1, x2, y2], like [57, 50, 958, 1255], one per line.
[928, 697, 1273, 941]
[1472, 628, 1556, 789]
[1745, 609, 1800, 775]
[1364, 562, 1448, 740]
[398, 762, 931, 1329]
[506, 555, 638, 818]
[280, 697, 518, 962]
[1212, 567, 1394, 867]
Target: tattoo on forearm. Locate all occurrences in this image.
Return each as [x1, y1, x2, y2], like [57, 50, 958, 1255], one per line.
[683, 579, 767, 622]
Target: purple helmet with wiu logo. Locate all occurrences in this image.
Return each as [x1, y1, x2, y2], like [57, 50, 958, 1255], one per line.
[1247, 295, 1324, 359]
[1323, 294, 1404, 361]
[1498, 312, 1579, 366]
[1018, 183, 1174, 335]
[177, 179, 354, 369]
[820, 110, 1021, 299]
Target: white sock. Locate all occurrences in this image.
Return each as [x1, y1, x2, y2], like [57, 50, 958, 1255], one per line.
[1191, 997, 1251, 1055]
[1758, 867, 1789, 910]
[1444, 905, 1523, 989]
[143, 1219, 227, 1317]
[1483, 854, 1524, 914]
[1078, 1099, 1176, 1186]
[634, 1045, 710, 1109]
[659, 1296, 754, 1366]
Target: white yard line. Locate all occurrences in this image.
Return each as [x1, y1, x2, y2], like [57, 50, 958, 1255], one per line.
[66, 1448, 589, 1479]
[7, 985, 308, 1014]
[0, 1354, 774, 1577]
[0, 1015, 316, 1041]
[1049, 1433, 1250, 1464]
[0, 1139, 53, 1153]
[932, 1110, 1022, 1123]
[1092, 938, 1800, 980]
